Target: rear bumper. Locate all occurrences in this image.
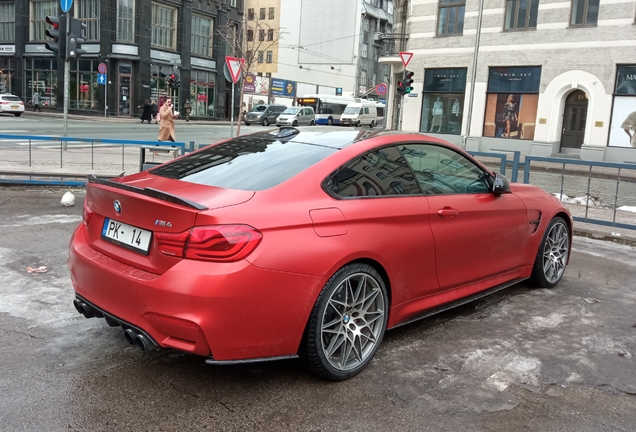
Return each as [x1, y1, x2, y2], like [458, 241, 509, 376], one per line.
[68, 225, 324, 361]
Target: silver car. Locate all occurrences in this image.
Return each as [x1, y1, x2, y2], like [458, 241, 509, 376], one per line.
[276, 107, 315, 127]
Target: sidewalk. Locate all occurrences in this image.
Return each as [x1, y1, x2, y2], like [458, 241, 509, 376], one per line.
[20, 109, 234, 125]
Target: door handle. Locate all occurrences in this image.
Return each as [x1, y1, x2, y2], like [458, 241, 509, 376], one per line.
[437, 207, 459, 218]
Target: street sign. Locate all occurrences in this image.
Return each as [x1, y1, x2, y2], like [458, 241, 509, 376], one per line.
[97, 74, 106, 85]
[399, 52, 413, 68]
[60, 0, 73, 13]
[225, 56, 245, 84]
[98, 62, 107, 74]
[376, 83, 387, 96]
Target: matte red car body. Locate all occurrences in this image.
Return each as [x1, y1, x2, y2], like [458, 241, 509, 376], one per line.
[68, 131, 572, 363]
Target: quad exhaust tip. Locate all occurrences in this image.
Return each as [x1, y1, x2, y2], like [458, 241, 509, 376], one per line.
[123, 328, 156, 351]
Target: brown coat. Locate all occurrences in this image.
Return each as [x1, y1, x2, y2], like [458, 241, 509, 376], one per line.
[158, 104, 177, 141]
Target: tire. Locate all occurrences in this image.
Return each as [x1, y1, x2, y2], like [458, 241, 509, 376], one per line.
[310, 120, 315, 126]
[529, 217, 570, 288]
[293, 120, 298, 127]
[14, 113, 22, 117]
[369, 121, 374, 128]
[300, 263, 388, 380]
[356, 121, 361, 128]
[244, 122, 251, 126]
[262, 118, 269, 126]
[327, 117, 333, 125]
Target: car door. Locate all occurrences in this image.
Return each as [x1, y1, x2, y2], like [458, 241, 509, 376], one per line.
[401, 143, 528, 291]
[299, 108, 308, 125]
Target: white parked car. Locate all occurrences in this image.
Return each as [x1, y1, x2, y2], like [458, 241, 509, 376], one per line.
[0, 94, 25, 116]
[340, 101, 377, 127]
[276, 107, 315, 126]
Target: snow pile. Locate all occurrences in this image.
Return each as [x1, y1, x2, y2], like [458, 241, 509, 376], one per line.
[617, 206, 636, 213]
[553, 193, 605, 208]
[60, 191, 75, 207]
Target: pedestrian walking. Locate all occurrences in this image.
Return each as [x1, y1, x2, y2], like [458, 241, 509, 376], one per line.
[150, 100, 158, 124]
[158, 98, 178, 142]
[31, 93, 41, 113]
[138, 100, 152, 123]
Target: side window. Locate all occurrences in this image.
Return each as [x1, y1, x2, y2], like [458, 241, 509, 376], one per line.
[364, 107, 369, 114]
[400, 144, 491, 195]
[324, 146, 421, 197]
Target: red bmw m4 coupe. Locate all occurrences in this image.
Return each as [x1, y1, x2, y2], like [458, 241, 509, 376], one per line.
[68, 128, 572, 380]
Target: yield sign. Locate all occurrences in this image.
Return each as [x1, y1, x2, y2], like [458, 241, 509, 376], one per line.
[399, 52, 413, 68]
[225, 56, 245, 84]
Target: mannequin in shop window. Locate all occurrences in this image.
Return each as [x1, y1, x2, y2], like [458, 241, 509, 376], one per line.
[502, 94, 518, 138]
[429, 96, 443, 133]
[621, 110, 636, 147]
[452, 98, 461, 118]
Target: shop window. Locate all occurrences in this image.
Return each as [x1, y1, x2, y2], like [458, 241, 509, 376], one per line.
[151, 2, 177, 50]
[420, 68, 467, 135]
[0, 57, 14, 93]
[25, 58, 58, 108]
[570, 0, 600, 26]
[192, 14, 214, 58]
[504, 0, 539, 30]
[117, 0, 134, 43]
[0, 2, 15, 42]
[269, 7, 275, 20]
[482, 66, 541, 140]
[437, 0, 465, 36]
[189, 70, 216, 118]
[608, 65, 636, 148]
[31, 0, 57, 41]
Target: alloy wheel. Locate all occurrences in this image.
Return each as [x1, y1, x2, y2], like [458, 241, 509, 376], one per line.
[541, 221, 569, 284]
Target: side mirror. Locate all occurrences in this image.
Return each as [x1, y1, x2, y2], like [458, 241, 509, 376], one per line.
[492, 172, 511, 194]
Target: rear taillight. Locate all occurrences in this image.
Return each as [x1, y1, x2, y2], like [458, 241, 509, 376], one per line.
[83, 198, 94, 226]
[156, 225, 262, 262]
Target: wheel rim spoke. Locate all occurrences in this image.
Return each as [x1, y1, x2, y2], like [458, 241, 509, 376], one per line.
[321, 271, 385, 372]
[542, 222, 569, 283]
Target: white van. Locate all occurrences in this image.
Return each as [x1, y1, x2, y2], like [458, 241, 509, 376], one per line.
[340, 101, 378, 127]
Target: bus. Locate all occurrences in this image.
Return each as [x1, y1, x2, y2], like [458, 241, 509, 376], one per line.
[297, 94, 356, 125]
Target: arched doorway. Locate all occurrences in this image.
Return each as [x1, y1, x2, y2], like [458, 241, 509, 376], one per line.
[559, 90, 588, 151]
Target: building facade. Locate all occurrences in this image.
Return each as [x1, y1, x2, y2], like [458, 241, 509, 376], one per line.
[381, 0, 636, 163]
[241, 0, 394, 109]
[0, 0, 243, 119]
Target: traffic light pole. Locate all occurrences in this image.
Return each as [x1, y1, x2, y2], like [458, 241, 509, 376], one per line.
[62, 13, 70, 146]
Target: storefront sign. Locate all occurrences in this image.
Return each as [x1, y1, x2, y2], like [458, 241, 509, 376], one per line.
[191, 57, 216, 71]
[615, 65, 636, 95]
[271, 79, 296, 98]
[243, 73, 256, 93]
[113, 44, 139, 56]
[0, 45, 15, 54]
[424, 68, 467, 93]
[487, 66, 541, 94]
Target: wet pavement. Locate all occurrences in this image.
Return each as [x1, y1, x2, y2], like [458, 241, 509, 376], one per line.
[0, 186, 635, 431]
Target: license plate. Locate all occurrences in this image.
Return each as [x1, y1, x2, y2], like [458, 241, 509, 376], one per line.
[11, 105, 18, 109]
[102, 218, 152, 254]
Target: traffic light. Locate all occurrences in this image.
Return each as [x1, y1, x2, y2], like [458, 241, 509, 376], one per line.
[396, 79, 404, 95]
[404, 70, 415, 94]
[168, 74, 175, 89]
[45, 14, 66, 58]
[67, 17, 87, 59]
[174, 74, 180, 88]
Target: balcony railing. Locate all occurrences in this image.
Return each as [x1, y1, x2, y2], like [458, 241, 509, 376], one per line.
[377, 33, 409, 57]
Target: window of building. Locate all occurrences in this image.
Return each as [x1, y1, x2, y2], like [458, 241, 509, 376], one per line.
[421, 68, 467, 135]
[188, 69, 216, 118]
[269, 7, 275, 19]
[31, 0, 56, 41]
[0, 2, 14, 42]
[259, 29, 265, 41]
[504, 0, 539, 30]
[246, 50, 253, 62]
[258, 51, 264, 63]
[76, 0, 100, 41]
[192, 14, 214, 58]
[152, 2, 177, 50]
[266, 50, 272, 63]
[117, 0, 134, 43]
[248, 8, 254, 20]
[69, 59, 99, 111]
[437, 0, 465, 36]
[360, 69, 367, 86]
[483, 66, 541, 140]
[25, 57, 57, 107]
[364, 18, 370, 31]
[260, 8, 266, 20]
[0, 57, 14, 93]
[247, 29, 254, 42]
[267, 29, 273, 41]
[230, 0, 237, 7]
[362, 43, 368, 58]
[570, 0, 600, 26]
[266, 72, 271, 78]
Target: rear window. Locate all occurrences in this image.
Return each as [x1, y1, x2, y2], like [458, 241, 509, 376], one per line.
[150, 133, 338, 191]
[2, 96, 21, 102]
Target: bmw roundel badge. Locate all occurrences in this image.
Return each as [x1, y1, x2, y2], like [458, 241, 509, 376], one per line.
[113, 200, 122, 214]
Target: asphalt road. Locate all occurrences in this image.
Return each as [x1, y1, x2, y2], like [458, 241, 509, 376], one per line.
[0, 186, 635, 432]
